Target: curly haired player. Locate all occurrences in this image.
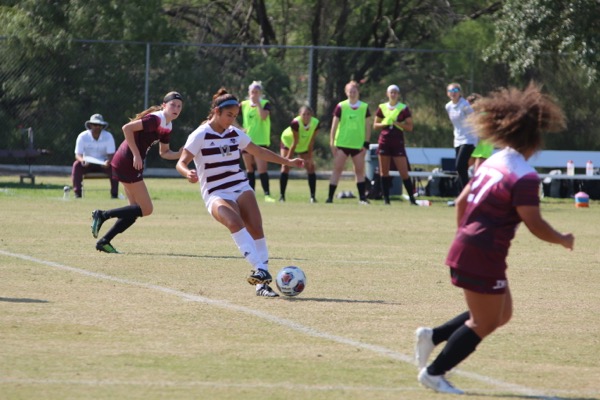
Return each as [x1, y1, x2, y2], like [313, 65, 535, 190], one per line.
[415, 82, 574, 394]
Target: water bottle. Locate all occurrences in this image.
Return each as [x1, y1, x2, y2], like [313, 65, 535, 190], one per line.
[566, 160, 575, 176]
[575, 191, 590, 208]
[63, 185, 71, 199]
[586, 160, 594, 176]
[415, 199, 431, 207]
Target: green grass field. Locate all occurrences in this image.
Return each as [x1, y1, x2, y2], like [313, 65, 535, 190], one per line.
[1, 175, 599, 400]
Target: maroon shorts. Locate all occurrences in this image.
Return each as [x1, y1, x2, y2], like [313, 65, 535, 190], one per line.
[111, 147, 144, 183]
[450, 268, 507, 294]
[112, 167, 143, 184]
[337, 147, 362, 157]
[111, 157, 144, 183]
[378, 134, 407, 157]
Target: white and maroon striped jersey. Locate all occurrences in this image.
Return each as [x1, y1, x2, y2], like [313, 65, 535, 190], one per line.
[184, 123, 251, 204]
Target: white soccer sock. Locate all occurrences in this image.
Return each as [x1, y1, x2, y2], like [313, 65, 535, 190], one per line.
[254, 238, 270, 290]
[231, 228, 264, 270]
[254, 237, 269, 269]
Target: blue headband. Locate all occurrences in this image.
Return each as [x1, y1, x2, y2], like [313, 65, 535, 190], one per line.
[218, 99, 240, 108]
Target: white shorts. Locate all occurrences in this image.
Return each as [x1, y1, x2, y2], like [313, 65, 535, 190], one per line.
[204, 181, 254, 214]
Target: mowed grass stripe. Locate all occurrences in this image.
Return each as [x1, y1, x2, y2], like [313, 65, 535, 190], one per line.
[1, 176, 598, 400]
[1, 249, 548, 397]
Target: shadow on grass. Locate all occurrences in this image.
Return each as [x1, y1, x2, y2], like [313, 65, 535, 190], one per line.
[278, 297, 401, 305]
[133, 252, 309, 263]
[0, 181, 65, 190]
[0, 297, 49, 303]
[126, 252, 242, 259]
[465, 392, 599, 400]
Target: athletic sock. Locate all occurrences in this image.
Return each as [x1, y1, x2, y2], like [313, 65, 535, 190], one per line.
[427, 325, 481, 376]
[308, 173, 317, 197]
[382, 176, 392, 200]
[103, 205, 143, 220]
[403, 178, 416, 203]
[231, 228, 264, 270]
[280, 172, 289, 199]
[357, 181, 367, 201]
[102, 216, 138, 242]
[259, 172, 270, 196]
[247, 172, 255, 190]
[328, 184, 337, 201]
[432, 311, 470, 345]
[254, 237, 269, 269]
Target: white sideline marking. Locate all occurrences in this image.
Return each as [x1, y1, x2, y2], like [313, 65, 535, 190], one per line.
[0, 250, 557, 398]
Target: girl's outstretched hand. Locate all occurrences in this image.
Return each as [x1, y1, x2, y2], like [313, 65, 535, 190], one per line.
[289, 158, 305, 168]
[561, 233, 575, 251]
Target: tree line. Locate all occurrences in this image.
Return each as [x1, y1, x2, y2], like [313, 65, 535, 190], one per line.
[1, 0, 599, 168]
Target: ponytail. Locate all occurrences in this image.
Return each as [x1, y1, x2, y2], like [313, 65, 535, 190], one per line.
[131, 91, 182, 121]
[132, 105, 162, 121]
[205, 88, 239, 122]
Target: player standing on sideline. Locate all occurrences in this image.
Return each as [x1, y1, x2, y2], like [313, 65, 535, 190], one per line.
[372, 84, 416, 205]
[326, 80, 372, 204]
[415, 82, 574, 394]
[90, 92, 184, 253]
[241, 81, 275, 202]
[445, 83, 478, 206]
[176, 88, 304, 297]
[279, 105, 320, 203]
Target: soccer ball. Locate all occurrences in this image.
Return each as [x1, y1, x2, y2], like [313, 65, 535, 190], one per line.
[275, 266, 306, 297]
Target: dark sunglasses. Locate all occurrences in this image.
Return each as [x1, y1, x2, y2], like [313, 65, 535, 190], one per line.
[448, 88, 461, 93]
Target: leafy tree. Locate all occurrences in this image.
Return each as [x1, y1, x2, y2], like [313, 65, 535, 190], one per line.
[3, 0, 600, 168]
[159, 0, 514, 154]
[163, 1, 502, 109]
[486, 0, 600, 84]
[0, 0, 188, 164]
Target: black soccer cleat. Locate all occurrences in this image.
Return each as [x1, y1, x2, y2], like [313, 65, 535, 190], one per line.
[95, 239, 120, 254]
[91, 210, 106, 238]
[247, 268, 272, 285]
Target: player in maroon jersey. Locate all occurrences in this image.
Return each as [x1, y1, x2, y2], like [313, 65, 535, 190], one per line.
[415, 82, 574, 394]
[90, 92, 184, 253]
[372, 84, 416, 205]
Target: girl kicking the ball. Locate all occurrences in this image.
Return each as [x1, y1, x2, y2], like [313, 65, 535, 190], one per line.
[415, 82, 574, 394]
[176, 88, 304, 297]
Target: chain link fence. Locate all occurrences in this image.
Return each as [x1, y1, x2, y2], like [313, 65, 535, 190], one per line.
[1, 38, 489, 170]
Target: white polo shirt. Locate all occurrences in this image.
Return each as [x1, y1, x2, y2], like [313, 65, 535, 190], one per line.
[74, 129, 116, 160]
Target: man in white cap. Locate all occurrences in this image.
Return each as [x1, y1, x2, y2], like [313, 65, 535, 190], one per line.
[71, 113, 118, 198]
